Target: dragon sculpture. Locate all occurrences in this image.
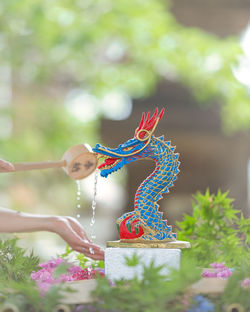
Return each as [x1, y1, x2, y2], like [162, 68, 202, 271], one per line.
[93, 108, 180, 242]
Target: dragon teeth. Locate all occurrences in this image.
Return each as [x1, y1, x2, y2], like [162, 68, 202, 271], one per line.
[101, 159, 120, 171]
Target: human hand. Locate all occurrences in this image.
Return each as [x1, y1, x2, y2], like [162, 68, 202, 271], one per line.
[50, 216, 104, 260]
[0, 159, 14, 172]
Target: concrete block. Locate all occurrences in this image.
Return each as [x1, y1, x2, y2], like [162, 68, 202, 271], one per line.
[105, 247, 181, 280]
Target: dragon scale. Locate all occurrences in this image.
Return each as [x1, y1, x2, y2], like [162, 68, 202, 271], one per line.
[93, 108, 180, 242]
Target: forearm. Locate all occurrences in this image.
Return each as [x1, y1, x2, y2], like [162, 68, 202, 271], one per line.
[0, 207, 55, 233]
[0, 207, 105, 260]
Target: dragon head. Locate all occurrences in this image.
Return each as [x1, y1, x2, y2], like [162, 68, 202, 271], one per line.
[93, 108, 165, 177]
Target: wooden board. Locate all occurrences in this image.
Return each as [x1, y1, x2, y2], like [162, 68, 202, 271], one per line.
[107, 240, 191, 249]
[190, 278, 228, 294]
[61, 279, 97, 304]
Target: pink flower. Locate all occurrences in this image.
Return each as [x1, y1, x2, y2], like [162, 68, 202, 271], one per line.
[216, 269, 232, 279]
[31, 268, 54, 283]
[30, 257, 104, 294]
[31, 258, 73, 293]
[68, 265, 82, 274]
[202, 271, 217, 278]
[72, 268, 96, 281]
[39, 258, 65, 269]
[202, 263, 232, 279]
[241, 278, 250, 289]
[210, 262, 226, 269]
[56, 274, 74, 283]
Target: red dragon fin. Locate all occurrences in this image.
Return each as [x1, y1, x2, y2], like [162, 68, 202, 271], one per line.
[119, 215, 144, 239]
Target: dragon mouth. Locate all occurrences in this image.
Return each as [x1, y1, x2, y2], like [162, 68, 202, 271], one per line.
[97, 155, 122, 171]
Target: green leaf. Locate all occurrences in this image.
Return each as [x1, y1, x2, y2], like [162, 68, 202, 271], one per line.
[124, 253, 140, 267]
[177, 190, 249, 267]
[53, 262, 70, 279]
[0, 238, 39, 282]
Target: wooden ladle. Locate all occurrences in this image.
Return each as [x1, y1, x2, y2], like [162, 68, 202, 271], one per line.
[0, 144, 98, 180]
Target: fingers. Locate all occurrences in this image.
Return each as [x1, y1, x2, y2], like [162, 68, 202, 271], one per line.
[54, 217, 104, 261]
[73, 238, 105, 260]
[75, 244, 105, 260]
[83, 251, 104, 261]
[66, 217, 90, 242]
[57, 220, 87, 248]
[0, 159, 14, 172]
[66, 217, 104, 260]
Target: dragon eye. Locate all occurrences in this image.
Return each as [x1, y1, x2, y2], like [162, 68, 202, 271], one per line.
[123, 146, 134, 151]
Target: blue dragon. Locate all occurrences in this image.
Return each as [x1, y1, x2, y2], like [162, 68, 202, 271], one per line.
[93, 108, 180, 241]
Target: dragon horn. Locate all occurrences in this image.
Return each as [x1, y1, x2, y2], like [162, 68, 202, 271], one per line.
[145, 111, 150, 125]
[145, 107, 159, 130]
[149, 107, 158, 124]
[145, 107, 165, 133]
[137, 112, 145, 132]
[158, 108, 165, 121]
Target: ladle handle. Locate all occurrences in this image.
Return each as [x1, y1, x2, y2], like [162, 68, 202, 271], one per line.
[11, 160, 67, 172]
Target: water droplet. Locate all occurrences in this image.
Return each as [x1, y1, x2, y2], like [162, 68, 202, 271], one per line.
[89, 247, 94, 255]
[76, 181, 82, 220]
[87, 267, 92, 275]
[76, 180, 81, 189]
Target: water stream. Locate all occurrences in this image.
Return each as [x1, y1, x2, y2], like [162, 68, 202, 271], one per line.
[89, 169, 99, 254]
[75, 169, 99, 256]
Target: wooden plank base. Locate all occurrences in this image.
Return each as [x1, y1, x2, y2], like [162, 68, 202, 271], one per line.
[106, 240, 191, 249]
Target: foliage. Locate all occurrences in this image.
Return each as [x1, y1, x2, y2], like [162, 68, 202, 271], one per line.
[124, 252, 140, 267]
[0, 238, 71, 312]
[176, 189, 250, 267]
[0, 237, 39, 281]
[1, 101, 100, 162]
[216, 262, 250, 311]
[0, 233, 249, 311]
[60, 244, 105, 269]
[0, 0, 249, 131]
[53, 261, 71, 279]
[0, 280, 66, 312]
[93, 253, 201, 312]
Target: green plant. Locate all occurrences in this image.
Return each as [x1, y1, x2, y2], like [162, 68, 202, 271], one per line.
[93, 254, 201, 312]
[177, 189, 250, 267]
[0, 280, 67, 312]
[1, 0, 250, 131]
[124, 252, 140, 267]
[0, 237, 39, 282]
[60, 245, 105, 269]
[0, 238, 72, 312]
[216, 262, 250, 311]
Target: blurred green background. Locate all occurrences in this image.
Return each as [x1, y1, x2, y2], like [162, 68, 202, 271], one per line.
[0, 0, 249, 258]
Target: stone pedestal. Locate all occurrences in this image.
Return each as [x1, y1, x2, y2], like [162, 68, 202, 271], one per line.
[105, 240, 190, 281]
